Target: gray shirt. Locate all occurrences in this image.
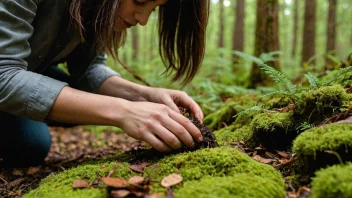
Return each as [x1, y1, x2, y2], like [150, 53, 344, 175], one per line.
[0, 0, 120, 121]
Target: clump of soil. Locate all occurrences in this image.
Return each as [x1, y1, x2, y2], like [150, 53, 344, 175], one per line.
[179, 107, 219, 149]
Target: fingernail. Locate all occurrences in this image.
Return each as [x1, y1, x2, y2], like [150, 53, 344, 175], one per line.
[197, 136, 203, 142]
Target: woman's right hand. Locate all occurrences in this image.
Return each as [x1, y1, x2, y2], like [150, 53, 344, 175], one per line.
[115, 101, 203, 152]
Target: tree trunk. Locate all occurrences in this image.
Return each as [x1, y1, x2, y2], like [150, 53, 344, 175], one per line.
[291, 0, 298, 57]
[249, 0, 280, 88]
[132, 26, 139, 63]
[301, 0, 316, 66]
[217, 0, 225, 49]
[232, 0, 245, 64]
[325, 0, 337, 69]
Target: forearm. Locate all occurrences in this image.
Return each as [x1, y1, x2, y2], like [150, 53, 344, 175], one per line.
[46, 86, 126, 126]
[98, 76, 152, 101]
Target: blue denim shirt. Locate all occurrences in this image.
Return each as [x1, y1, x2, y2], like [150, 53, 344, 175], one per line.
[0, 0, 120, 121]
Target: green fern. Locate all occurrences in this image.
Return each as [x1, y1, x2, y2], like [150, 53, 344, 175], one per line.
[324, 66, 352, 86]
[258, 63, 297, 96]
[305, 72, 322, 89]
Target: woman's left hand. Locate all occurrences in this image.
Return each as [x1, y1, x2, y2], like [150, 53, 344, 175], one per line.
[145, 87, 204, 123]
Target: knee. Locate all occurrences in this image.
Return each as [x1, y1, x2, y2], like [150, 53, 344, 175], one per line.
[1, 118, 51, 167]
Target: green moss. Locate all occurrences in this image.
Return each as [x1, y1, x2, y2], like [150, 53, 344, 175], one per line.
[294, 85, 352, 124]
[175, 175, 285, 198]
[146, 147, 284, 187]
[251, 112, 295, 150]
[214, 125, 256, 147]
[203, 100, 241, 130]
[311, 163, 352, 198]
[265, 96, 292, 110]
[24, 162, 136, 198]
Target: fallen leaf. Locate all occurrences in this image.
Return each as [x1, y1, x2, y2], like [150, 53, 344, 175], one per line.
[12, 169, 23, 176]
[161, 174, 183, 188]
[7, 178, 25, 188]
[336, 115, 352, 124]
[111, 189, 131, 198]
[27, 167, 41, 175]
[101, 177, 128, 188]
[128, 176, 145, 186]
[276, 150, 289, 158]
[72, 179, 90, 189]
[253, 155, 273, 164]
[128, 162, 149, 173]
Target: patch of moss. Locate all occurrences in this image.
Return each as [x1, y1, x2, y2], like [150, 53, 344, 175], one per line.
[146, 147, 284, 188]
[203, 100, 241, 130]
[24, 162, 136, 198]
[265, 96, 292, 110]
[292, 123, 352, 173]
[214, 125, 257, 147]
[175, 175, 286, 198]
[311, 163, 352, 198]
[251, 112, 295, 150]
[294, 85, 352, 124]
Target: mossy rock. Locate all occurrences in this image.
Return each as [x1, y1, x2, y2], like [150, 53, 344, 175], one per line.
[251, 112, 295, 151]
[175, 175, 286, 198]
[146, 147, 284, 188]
[294, 85, 352, 124]
[24, 162, 136, 198]
[214, 125, 257, 148]
[292, 123, 352, 174]
[311, 163, 352, 198]
[204, 100, 241, 130]
[265, 96, 292, 110]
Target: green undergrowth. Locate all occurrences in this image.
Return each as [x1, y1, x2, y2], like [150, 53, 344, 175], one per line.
[175, 175, 286, 198]
[311, 163, 352, 198]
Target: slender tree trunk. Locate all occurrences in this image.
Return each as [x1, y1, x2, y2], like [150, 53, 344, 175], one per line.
[232, 0, 245, 64]
[301, 0, 316, 66]
[291, 0, 298, 57]
[325, 0, 337, 69]
[249, 0, 280, 88]
[132, 26, 139, 63]
[217, 0, 225, 49]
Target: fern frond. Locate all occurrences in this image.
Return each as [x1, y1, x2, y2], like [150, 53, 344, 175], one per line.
[233, 105, 264, 118]
[324, 66, 352, 86]
[258, 63, 296, 95]
[233, 51, 263, 65]
[305, 72, 322, 89]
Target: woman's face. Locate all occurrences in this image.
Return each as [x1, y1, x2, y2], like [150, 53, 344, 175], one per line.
[116, 0, 167, 31]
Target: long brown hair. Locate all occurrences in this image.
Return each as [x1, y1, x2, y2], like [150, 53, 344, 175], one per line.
[69, 0, 209, 85]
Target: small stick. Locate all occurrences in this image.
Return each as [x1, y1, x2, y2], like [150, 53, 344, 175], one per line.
[0, 176, 8, 184]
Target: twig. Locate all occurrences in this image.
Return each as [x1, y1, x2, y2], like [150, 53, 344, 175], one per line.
[0, 175, 8, 184]
[117, 59, 151, 87]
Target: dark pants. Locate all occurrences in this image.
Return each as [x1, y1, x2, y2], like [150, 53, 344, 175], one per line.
[0, 66, 73, 167]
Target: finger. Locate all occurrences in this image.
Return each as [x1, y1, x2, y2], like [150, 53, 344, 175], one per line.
[152, 124, 183, 150]
[161, 96, 180, 114]
[142, 133, 173, 152]
[174, 94, 204, 123]
[168, 110, 203, 144]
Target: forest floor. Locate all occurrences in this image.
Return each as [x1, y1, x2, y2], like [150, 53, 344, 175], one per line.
[0, 126, 310, 198]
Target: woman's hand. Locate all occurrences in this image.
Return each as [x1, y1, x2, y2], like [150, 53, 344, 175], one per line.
[144, 87, 204, 123]
[116, 101, 203, 152]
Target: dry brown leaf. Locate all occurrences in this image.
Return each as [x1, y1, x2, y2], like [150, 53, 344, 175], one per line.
[72, 179, 90, 189]
[27, 167, 41, 175]
[128, 176, 145, 186]
[7, 178, 25, 188]
[12, 169, 23, 176]
[128, 162, 149, 173]
[276, 150, 289, 158]
[253, 155, 273, 164]
[287, 191, 297, 198]
[161, 174, 183, 188]
[101, 177, 128, 188]
[111, 189, 131, 198]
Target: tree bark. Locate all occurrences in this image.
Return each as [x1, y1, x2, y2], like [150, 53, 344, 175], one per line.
[217, 0, 225, 49]
[232, 0, 245, 64]
[301, 0, 316, 66]
[249, 0, 280, 88]
[291, 0, 298, 57]
[325, 0, 337, 69]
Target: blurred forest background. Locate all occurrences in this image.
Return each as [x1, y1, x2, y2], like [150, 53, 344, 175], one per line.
[107, 0, 352, 115]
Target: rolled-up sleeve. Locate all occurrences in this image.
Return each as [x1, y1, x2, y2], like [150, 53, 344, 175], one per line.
[76, 53, 121, 93]
[0, 0, 68, 121]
